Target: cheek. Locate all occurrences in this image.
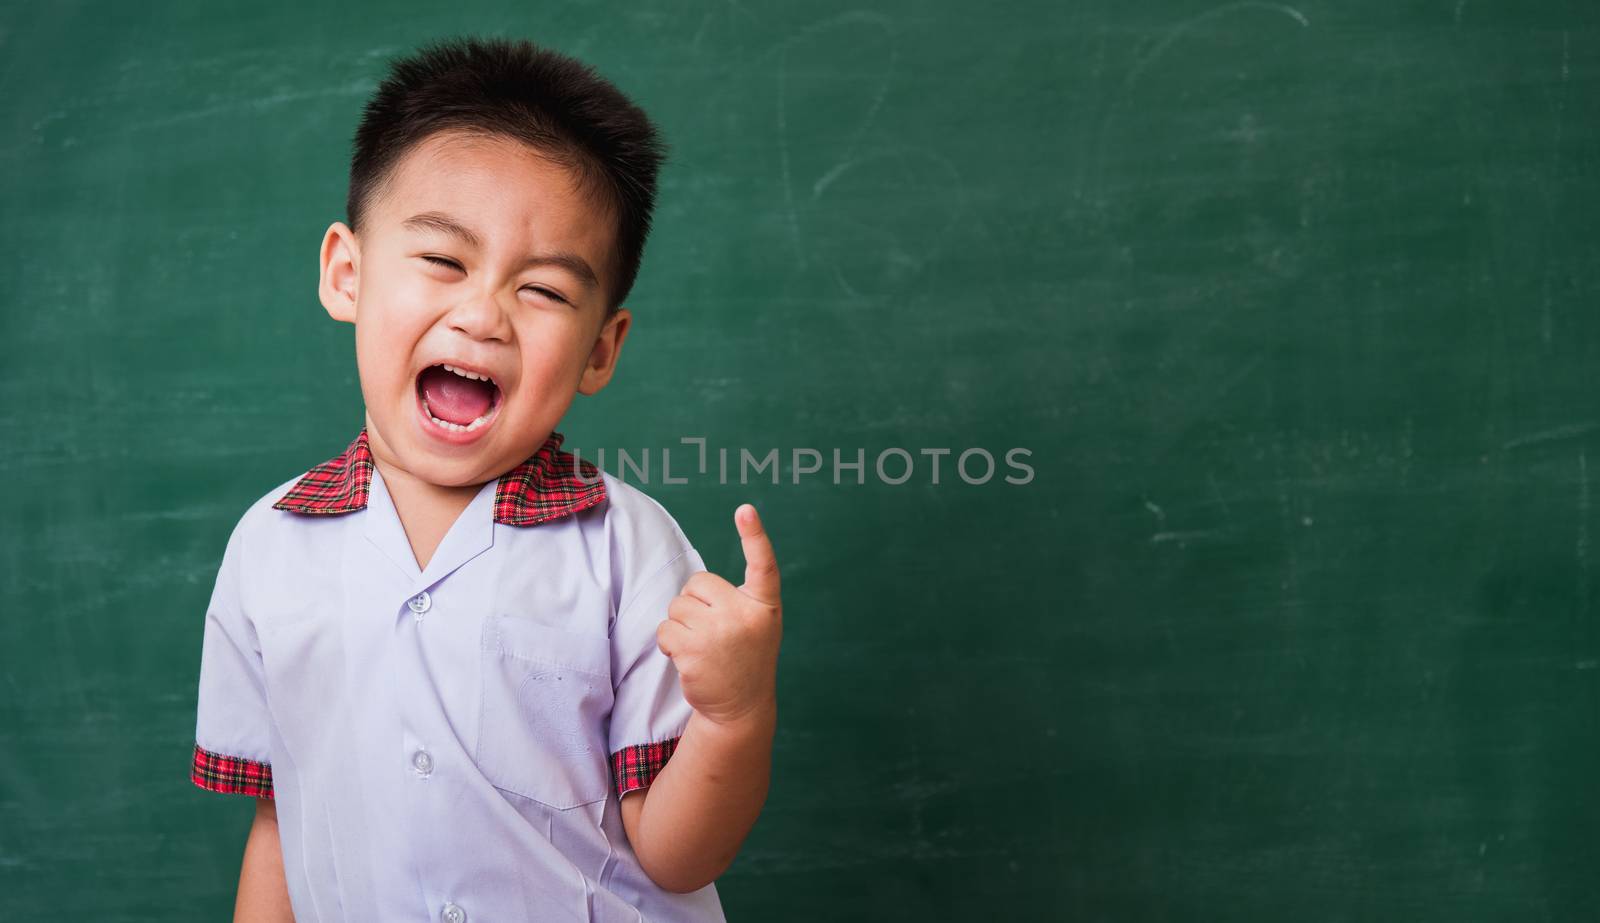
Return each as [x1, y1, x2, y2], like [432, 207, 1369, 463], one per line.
[514, 319, 599, 381]
[518, 356, 579, 393]
[353, 317, 422, 392]
[506, 351, 587, 407]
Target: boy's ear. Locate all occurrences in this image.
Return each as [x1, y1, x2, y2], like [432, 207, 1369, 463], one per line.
[319, 221, 360, 324]
[577, 307, 632, 396]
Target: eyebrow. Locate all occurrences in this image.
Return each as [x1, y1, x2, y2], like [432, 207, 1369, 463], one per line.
[401, 211, 601, 291]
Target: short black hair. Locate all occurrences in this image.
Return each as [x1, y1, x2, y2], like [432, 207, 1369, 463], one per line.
[347, 36, 667, 313]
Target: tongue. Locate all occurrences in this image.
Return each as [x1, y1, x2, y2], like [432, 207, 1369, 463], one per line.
[419, 366, 496, 425]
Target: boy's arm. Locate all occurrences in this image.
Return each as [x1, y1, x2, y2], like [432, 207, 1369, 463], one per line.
[192, 517, 292, 918]
[620, 701, 776, 892]
[619, 503, 782, 893]
[235, 798, 295, 922]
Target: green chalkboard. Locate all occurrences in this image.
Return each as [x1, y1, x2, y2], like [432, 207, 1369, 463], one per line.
[3, 0, 1597, 918]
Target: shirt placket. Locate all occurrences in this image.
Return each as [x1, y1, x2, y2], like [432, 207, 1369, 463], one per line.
[365, 469, 499, 921]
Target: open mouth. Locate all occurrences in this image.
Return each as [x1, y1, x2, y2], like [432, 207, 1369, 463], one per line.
[415, 363, 503, 435]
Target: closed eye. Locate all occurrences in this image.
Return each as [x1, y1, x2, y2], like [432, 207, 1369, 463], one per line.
[420, 256, 570, 305]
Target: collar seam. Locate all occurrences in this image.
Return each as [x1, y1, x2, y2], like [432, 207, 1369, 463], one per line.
[271, 428, 606, 525]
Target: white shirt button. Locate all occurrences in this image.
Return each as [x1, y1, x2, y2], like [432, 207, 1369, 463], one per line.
[441, 902, 466, 923]
[411, 749, 433, 776]
[407, 591, 432, 614]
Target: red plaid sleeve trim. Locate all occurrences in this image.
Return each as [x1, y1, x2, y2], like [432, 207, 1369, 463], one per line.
[191, 743, 274, 798]
[610, 736, 681, 799]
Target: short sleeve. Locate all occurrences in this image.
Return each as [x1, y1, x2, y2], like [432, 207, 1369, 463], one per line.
[607, 543, 705, 800]
[190, 516, 275, 798]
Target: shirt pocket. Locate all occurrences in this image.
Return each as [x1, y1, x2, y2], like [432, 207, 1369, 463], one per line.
[476, 615, 615, 810]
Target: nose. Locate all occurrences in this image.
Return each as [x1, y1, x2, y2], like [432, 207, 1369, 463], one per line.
[444, 289, 512, 343]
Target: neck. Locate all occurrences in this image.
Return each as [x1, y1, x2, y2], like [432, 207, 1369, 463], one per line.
[364, 415, 489, 564]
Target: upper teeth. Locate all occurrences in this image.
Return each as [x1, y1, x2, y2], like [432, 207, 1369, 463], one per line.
[442, 363, 492, 384]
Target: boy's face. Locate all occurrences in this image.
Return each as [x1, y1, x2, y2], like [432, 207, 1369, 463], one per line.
[318, 131, 630, 490]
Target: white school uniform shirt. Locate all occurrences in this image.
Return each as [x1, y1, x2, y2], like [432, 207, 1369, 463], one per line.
[190, 427, 727, 922]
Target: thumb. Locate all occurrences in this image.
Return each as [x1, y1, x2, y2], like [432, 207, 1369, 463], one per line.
[735, 503, 780, 604]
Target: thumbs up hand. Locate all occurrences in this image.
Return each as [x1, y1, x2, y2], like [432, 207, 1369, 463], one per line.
[657, 504, 783, 729]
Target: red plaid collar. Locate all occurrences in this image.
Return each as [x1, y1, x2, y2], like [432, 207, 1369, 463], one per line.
[272, 428, 606, 526]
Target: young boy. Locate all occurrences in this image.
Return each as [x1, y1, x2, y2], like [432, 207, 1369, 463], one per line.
[189, 36, 782, 921]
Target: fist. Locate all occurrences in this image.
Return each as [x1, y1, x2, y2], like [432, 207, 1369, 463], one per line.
[656, 503, 782, 727]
